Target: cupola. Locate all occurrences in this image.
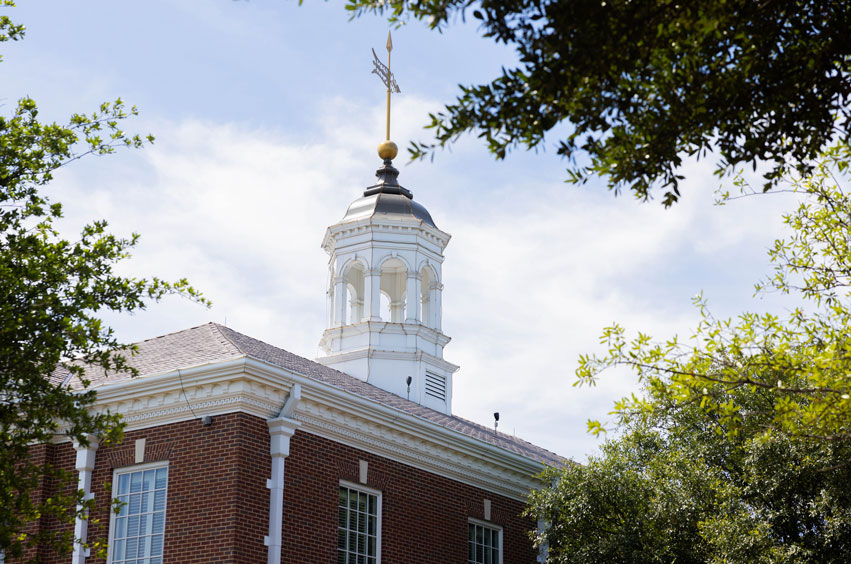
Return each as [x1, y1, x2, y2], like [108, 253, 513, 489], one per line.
[317, 147, 458, 414]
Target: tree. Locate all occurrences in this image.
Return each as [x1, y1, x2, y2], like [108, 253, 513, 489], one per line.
[578, 142, 851, 442]
[348, 0, 851, 205]
[526, 143, 851, 562]
[1, 4, 205, 559]
[528, 384, 851, 563]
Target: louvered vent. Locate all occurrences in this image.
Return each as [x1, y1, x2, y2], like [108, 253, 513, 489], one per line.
[424, 372, 447, 402]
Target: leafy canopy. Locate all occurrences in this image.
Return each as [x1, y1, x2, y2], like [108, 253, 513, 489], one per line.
[529, 144, 851, 563]
[347, 0, 851, 205]
[528, 385, 851, 564]
[577, 142, 851, 442]
[1, 3, 206, 559]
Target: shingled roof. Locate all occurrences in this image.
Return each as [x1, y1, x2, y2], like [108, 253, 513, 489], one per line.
[66, 323, 564, 466]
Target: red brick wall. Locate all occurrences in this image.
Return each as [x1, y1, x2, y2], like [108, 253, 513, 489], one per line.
[282, 431, 537, 564]
[14, 412, 538, 564]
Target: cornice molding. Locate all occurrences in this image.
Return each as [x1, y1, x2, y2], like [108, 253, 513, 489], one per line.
[77, 356, 545, 500]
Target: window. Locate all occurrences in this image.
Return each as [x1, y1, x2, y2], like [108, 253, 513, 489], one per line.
[108, 463, 169, 564]
[337, 482, 381, 564]
[468, 519, 502, 564]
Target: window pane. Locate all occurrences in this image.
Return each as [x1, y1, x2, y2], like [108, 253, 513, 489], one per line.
[115, 516, 127, 539]
[142, 469, 154, 492]
[153, 490, 166, 512]
[152, 512, 165, 535]
[143, 513, 155, 537]
[126, 537, 138, 559]
[130, 472, 142, 493]
[118, 474, 130, 495]
[127, 515, 140, 537]
[151, 534, 163, 556]
[348, 529, 357, 552]
[348, 507, 358, 531]
[129, 494, 141, 515]
[114, 539, 125, 560]
[138, 535, 149, 558]
[367, 514, 376, 536]
[155, 468, 167, 489]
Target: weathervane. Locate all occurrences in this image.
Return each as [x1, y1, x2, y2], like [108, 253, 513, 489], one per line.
[372, 31, 401, 161]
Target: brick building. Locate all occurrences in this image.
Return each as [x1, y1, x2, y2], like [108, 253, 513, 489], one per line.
[16, 149, 562, 564]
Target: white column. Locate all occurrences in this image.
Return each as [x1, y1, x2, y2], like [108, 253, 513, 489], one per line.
[265, 417, 301, 564]
[405, 272, 420, 323]
[71, 435, 99, 564]
[334, 276, 347, 327]
[368, 269, 382, 321]
[364, 269, 378, 321]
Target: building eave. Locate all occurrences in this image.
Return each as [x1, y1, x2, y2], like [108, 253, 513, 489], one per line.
[70, 355, 548, 500]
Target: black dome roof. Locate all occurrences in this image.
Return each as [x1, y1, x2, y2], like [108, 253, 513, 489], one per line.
[340, 159, 436, 228]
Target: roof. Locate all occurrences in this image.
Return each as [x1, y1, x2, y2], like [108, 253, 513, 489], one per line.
[66, 323, 563, 467]
[341, 192, 436, 228]
[338, 158, 436, 228]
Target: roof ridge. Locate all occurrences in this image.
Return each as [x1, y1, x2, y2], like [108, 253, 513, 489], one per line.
[209, 322, 247, 355]
[131, 322, 219, 345]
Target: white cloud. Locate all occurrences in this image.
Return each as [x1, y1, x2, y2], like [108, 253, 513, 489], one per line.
[47, 95, 799, 461]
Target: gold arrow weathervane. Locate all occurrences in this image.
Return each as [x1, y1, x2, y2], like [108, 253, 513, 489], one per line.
[372, 31, 401, 161]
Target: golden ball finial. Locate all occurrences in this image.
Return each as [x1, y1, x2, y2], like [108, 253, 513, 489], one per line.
[378, 140, 398, 161]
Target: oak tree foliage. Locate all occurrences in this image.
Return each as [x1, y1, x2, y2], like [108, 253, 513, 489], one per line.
[348, 0, 851, 205]
[1, 4, 206, 559]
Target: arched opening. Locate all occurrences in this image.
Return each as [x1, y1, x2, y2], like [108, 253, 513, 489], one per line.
[345, 263, 365, 324]
[380, 258, 407, 322]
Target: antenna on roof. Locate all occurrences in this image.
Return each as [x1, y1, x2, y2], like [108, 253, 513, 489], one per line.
[493, 412, 500, 432]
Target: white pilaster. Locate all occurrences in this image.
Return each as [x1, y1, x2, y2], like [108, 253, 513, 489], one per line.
[71, 435, 99, 564]
[405, 272, 420, 323]
[434, 283, 444, 331]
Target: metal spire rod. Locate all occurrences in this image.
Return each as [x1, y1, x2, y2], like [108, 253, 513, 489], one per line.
[371, 31, 401, 142]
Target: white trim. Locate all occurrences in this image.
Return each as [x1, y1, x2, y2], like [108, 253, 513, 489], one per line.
[338, 480, 382, 564]
[107, 461, 169, 564]
[68, 356, 548, 500]
[467, 518, 503, 564]
[265, 410, 300, 564]
[72, 436, 98, 564]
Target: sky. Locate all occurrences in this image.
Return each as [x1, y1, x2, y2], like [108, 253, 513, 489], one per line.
[3, 1, 802, 461]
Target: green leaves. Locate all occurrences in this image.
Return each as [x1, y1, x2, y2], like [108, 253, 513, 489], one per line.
[529, 143, 851, 563]
[346, 0, 851, 205]
[1, 6, 205, 559]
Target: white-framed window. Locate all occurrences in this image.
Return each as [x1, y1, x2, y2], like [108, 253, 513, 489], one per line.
[468, 518, 502, 564]
[107, 461, 169, 564]
[337, 481, 381, 564]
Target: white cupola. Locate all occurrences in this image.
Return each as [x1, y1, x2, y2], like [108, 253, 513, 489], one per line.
[317, 149, 458, 414]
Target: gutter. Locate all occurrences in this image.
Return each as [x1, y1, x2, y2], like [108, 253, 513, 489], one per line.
[264, 384, 301, 564]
